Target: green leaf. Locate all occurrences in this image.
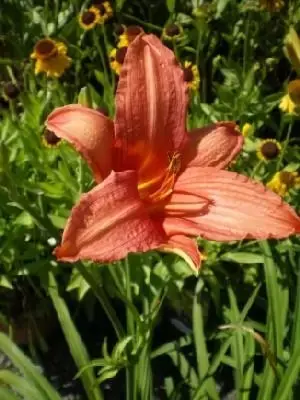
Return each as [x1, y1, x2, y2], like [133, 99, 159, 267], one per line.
[48, 272, 103, 400]
[166, 0, 175, 13]
[112, 336, 133, 361]
[0, 275, 13, 289]
[48, 214, 67, 229]
[192, 279, 219, 399]
[151, 335, 192, 359]
[0, 370, 45, 400]
[0, 386, 21, 400]
[168, 351, 199, 389]
[13, 211, 34, 227]
[0, 333, 61, 400]
[291, 258, 300, 353]
[257, 241, 284, 400]
[241, 334, 255, 400]
[97, 366, 119, 385]
[115, 0, 126, 11]
[216, 0, 231, 17]
[273, 346, 300, 400]
[221, 252, 264, 264]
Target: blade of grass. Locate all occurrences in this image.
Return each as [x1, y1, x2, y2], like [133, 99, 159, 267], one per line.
[151, 335, 192, 359]
[241, 333, 255, 400]
[273, 346, 300, 400]
[257, 241, 284, 400]
[227, 286, 245, 400]
[192, 278, 219, 399]
[291, 257, 300, 353]
[168, 351, 199, 389]
[0, 386, 21, 400]
[194, 280, 261, 400]
[0, 370, 46, 400]
[0, 333, 61, 400]
[75, 262, 125, 339]
[48, 272, 103, 400]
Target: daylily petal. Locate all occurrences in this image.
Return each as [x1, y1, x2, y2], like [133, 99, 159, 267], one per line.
[181, 122, 243, 170]
[54, 170, 166, 262]
[160, 235, 201, 273]
[173, 167, 300, 240]
[162, 191, 209, 216]
[46, 104, 114, 182]
[114, 34, 188, 187]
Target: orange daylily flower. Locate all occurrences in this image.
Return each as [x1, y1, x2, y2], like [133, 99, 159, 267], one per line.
[46, 34, 300, 272]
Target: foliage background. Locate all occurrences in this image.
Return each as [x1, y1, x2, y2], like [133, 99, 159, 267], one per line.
[1, 0, 300, 399]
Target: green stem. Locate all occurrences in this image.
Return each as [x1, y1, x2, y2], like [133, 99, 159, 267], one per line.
[101, 25, 111, 78]
[93, 30, 110, 86]
[125, 258, 134, 334]
[75, 263, 125, 340]
[277, 121, 293, 170]
[125, 257, 136, 400]
[122, 13, 162, 32]
[243, 13, 251, 79]
[251, 160, 264, 179]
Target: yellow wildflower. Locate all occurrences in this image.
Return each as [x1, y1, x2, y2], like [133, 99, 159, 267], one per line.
[182, 61, 200, 92]
[259, 0, 284, 12]
[118, 26, 143, 48]
[283, 27, 300, 75]
[267, 171, 300, 197]
[257, 139, 282, 161]
[93, 1, 113, 24]
[31, 38, 71, 78]
[162, 23, 183, 41]
[279, 80, 300, 115]
[241, 123, 254, 137]
[78, 7, 100, 30]
[42, 129, 61, 148]
[109, 47, 127, 75]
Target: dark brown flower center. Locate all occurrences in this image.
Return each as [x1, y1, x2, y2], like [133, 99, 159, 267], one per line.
[93, 0, 105, 6]
[288, 80, 300, 104]
[183, 67, 194, 82]
[81, 11, 96, 25]
[94, 3, 106, 15]
[261, 141, 280, 159]
[116, 47, 128, 64]
[126, 25, 143, 37]
[35, 39, 57, 59]
[114, 24, 125, 35]
[44, 129, 61, 146]
[165, 24, 180, 37]
[280, 171, 294, 185]
[4, 82, 20, 99]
